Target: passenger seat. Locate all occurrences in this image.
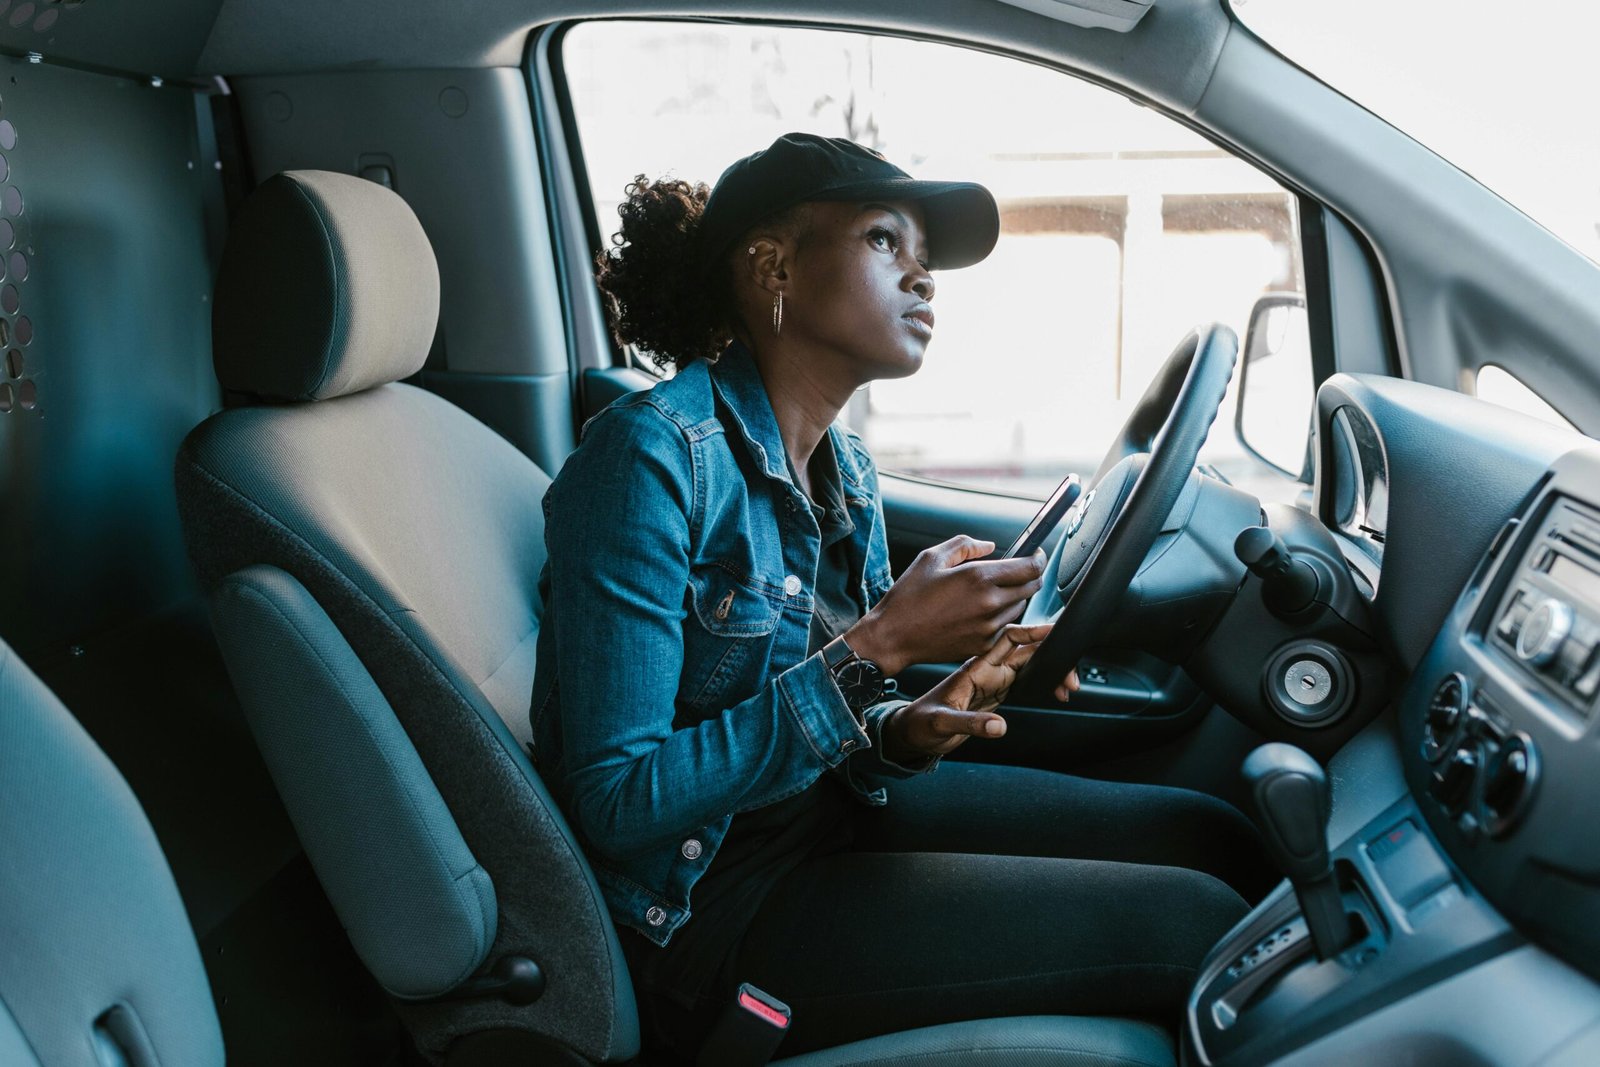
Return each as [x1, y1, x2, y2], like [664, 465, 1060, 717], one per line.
[0, 641, 225, 1067]
[173, 169, 1178, 1066]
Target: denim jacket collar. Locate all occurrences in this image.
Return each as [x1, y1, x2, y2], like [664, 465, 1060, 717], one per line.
[709, 341, 870, 496]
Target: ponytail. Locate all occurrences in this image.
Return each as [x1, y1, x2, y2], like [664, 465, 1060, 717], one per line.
[595, 176, 732, 371]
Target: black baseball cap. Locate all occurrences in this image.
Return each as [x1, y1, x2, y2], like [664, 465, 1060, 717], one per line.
[698, 132, 1000, 274]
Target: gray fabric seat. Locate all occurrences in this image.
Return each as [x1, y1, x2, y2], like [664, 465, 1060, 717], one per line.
[174, 168, 1177, 1066]
[777, 1016, 1175, 1067]
[0, 640, 225, 1067]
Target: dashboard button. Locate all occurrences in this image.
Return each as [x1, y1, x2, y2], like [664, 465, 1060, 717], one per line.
[1368, 820, 1453, 908]
[1497, 594, 1530, 641]
[1558, 635, 1594, 681]
[1576, 659, 1600, 700]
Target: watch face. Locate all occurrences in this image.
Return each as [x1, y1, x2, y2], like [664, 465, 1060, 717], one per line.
[837, 658, 885, 708]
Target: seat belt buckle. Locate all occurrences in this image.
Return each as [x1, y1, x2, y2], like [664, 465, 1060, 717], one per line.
[695, 982, 791, 1067]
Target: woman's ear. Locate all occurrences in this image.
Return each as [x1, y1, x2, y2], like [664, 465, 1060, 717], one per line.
[742, 236, 789, 297]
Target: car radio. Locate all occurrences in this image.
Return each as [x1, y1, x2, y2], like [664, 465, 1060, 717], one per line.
[1490, 498, 1600, 711]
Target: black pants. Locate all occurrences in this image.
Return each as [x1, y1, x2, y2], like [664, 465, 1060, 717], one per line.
[636, 762, 1273, 1060]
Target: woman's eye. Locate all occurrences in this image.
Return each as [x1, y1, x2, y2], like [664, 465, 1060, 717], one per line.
[868, 227, 898, 252]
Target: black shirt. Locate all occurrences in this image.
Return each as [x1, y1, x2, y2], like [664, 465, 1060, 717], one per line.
[801, 433, 863, 655]
[624, 432, 862, 1014]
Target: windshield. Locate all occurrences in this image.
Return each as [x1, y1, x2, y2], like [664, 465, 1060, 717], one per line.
[1233, 0, 1600, 267]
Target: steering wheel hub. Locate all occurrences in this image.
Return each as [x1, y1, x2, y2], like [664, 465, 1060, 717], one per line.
[1056, 455, 1143, 594]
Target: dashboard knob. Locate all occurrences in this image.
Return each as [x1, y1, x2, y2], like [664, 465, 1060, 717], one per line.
[1516, 598, 1574, 667]
[1482, 733, 1540, 838]
[1431, 745, 1479, 814]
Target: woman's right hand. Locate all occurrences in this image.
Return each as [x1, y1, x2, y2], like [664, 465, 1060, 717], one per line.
[878, 622, 1075, 762]
[846, 534, 1049, 675]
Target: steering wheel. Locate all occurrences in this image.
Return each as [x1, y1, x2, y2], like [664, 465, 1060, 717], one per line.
[1008, 324, 1239, 706]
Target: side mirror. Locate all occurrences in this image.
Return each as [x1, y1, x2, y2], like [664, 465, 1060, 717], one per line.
[1235, 291, 1314, 479]
[1243, 291, 1306, 365]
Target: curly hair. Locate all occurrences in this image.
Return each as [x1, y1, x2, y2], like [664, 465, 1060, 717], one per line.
[595, 176, 733, 372]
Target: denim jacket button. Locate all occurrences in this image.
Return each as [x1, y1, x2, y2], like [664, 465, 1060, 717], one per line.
[680, 838, 703, 860]
[784, 574, 802, 596]
[646, 906, 667, 926]
[840, 738, 858, 755]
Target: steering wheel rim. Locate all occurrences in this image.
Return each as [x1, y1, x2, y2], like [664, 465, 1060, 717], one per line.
[1009, 324, 1239, 706]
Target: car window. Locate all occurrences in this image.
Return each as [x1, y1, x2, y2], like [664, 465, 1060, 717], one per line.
[1475, 364, 1577, 432]
[563, 21, 1313, 505]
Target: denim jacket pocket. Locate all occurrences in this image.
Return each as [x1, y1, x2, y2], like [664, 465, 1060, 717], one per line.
[682, 564, 781, 714]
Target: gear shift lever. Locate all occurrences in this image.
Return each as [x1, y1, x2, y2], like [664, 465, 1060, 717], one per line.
[1242, 743, 1353, 960]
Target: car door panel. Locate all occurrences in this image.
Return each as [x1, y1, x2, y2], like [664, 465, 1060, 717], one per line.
[880, 473, 1044, 574]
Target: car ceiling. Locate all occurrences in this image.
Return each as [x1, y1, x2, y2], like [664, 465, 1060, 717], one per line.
[0, 0, 1234, 114]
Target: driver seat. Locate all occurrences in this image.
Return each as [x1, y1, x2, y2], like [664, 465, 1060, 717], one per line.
[173, 169, 1179, 1065]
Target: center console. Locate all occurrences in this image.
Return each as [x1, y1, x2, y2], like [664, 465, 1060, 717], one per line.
[1185, 791, 1514, 1064]
[1184, 447, 1600, 1064]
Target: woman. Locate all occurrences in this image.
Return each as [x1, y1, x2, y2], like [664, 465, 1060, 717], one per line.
[530, 133, 1270, 1059]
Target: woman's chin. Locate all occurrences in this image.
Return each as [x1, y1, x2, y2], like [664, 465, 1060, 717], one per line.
[886, 337, 930, 377]
[876, 350, 923, 380]
[847, 338, 925, 383]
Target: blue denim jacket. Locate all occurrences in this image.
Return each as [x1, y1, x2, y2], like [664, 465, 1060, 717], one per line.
[530, 343, 930, 945]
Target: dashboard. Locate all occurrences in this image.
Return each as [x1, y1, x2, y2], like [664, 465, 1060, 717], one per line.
[1403, 450, 1600, 974]
[1187, 372, 1600, 1065]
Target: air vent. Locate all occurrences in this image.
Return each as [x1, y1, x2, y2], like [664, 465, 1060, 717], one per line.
[1422, 673, 1468, 762]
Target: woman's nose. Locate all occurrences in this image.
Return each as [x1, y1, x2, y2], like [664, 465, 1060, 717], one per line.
[909, 270, 934, 302]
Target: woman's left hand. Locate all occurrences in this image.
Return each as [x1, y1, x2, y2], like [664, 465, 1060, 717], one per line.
[879, 623, 1080, 761]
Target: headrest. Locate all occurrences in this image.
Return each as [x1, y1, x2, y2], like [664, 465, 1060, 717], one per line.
[212, 170, 440, 402]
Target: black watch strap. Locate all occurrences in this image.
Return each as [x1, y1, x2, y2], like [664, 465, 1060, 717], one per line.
[821, 633, 857, 672]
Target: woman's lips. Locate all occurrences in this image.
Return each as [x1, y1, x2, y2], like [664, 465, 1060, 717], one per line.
[903, 304, 935, 335]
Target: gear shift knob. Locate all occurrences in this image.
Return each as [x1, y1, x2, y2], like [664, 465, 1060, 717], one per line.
[1243, 743, 1332, 881]
[1242, 743, 1353, 959]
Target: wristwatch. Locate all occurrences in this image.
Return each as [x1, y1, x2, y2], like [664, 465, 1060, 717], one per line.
[822, 634, 887, 714]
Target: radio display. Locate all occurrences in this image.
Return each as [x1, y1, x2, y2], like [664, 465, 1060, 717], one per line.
[1549, 554, 1600, 607]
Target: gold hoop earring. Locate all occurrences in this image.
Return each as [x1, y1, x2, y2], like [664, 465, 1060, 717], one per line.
[772, 291, 784, 337]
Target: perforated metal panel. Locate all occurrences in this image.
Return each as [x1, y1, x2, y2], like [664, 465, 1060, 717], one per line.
[0, 52, 222, 653]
